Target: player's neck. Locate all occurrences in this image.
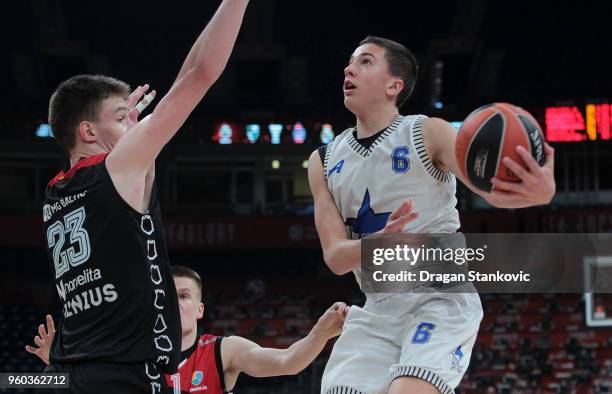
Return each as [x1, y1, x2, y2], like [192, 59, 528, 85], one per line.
[355, 106, 399, 138]
[182, 329, 198, 351]
[69, 145, 109, 167]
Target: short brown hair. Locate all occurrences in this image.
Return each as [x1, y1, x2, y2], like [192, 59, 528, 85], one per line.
[359, 36, 418, 108]
[48, 75, 130, 154]
[171, 265, 203, 300]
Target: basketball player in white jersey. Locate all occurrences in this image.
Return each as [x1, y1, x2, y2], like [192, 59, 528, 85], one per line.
[308, 36, 555, 394]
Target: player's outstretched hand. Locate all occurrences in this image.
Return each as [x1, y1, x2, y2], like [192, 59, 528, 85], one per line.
[313, 302, 349, 339]
[25, 314, 55, 365]
[127, 84, 157, 126]
[488, 143, 555, 207]
[381, 200, 419, 233]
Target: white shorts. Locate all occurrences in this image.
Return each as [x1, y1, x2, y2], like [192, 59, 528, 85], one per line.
[321, 291, 483, 394]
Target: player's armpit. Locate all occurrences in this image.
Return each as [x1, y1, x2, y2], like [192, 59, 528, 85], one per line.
[307, 150, 361, 275]
[421, 117, 486, 197]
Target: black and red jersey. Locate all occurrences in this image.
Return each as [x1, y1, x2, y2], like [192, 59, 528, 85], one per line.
[42, 154, 181, 374]
[166, 334, 229, 394]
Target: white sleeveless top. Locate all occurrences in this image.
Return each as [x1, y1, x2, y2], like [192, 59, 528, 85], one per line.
[323, 115, 460, 292]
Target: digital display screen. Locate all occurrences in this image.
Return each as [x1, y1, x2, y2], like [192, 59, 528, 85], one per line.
[545, 104, 611, 142]
[212, 121, 336, 144]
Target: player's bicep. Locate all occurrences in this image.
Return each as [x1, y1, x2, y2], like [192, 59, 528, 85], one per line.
[108, 70, 214, 175]
[307, 151, 349, 249]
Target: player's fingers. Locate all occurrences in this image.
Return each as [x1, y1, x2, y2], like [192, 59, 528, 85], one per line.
[134, 91, 156, 114]
[391, 212, 419, 231]
[544, 143, 555, 170]
[515, 146, 542, 175]
[47, 315, 55, 334]
[399, 200, 414, 219]
[127, 85, 143, 108]
[128, 84, 151, 110]
[38, 324, 47, 339]
[502, 156, 538, 185]
[136, 84, 150, 100]
[490, 178, 522, 193]
[343, 306, 350, 316]
[388, 202, 403, 220]
[25, 345, 38, 354]
[333, 302, 347, 315]
[389, 200, 411, 220]
[34, 335, 44, 347]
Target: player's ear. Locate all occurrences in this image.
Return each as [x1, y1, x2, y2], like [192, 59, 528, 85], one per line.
[77, 121, 97, 143]
[386, 78, 404, 98]
[197, 303, 205, 320]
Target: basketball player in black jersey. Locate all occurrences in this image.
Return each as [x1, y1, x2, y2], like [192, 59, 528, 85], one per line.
[29, 266, 350, 394]
[41, 1, 249, 392]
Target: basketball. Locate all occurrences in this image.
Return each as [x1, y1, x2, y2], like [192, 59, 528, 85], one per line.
[455, 103, 547, 192]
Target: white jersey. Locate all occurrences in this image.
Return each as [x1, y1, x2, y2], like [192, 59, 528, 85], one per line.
[323, 115, 460, 290]
[321, 115, 483, 394]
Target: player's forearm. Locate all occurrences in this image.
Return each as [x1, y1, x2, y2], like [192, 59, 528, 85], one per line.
[276, 326, 330, 375]
[324, 239, 361, 275]
[178, 0, 249, 82]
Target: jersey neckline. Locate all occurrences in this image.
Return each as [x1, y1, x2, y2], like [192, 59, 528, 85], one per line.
[345, 115, 404, 157]
[48, 153, 109, 187]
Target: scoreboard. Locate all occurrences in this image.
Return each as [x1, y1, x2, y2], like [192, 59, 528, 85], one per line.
[545, 103, 612, 142]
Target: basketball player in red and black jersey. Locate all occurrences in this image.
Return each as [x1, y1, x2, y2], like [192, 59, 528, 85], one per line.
[40, 1, 250, 392]
[28, 266, 348, 394]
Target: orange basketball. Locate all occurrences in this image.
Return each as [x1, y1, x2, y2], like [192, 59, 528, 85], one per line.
[455, 103, 546, 192]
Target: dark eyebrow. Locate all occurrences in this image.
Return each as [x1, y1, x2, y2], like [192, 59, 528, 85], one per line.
[115, 106, 128, 114]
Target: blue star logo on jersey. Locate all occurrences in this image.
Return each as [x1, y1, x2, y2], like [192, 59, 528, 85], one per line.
[192, 371, 204, 385]
[450, 345, 464, 372]
[345, 190, 391, 237]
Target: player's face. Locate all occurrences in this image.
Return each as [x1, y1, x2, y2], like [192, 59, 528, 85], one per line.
[174, 276, 205, 337]
[343, 43, 396, 114]
[89, 95, 130, 151]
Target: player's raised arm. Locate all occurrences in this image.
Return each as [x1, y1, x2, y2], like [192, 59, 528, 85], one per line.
[307, 150, 418, 275]
[107, 0, 249, 178]
[220, 302, 348, 385]
[422, 117, 555, 209]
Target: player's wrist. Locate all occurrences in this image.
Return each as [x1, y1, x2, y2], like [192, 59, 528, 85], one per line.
[310, 322, 332, 341]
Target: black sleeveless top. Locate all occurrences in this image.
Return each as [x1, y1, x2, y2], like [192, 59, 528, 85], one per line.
[42, 154, 181, 374]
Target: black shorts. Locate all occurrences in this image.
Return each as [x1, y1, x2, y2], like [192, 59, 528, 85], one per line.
[42, 361, 169, 394]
